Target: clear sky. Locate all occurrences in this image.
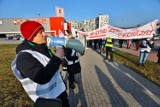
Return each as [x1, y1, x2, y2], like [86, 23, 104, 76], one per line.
[0, 0, 160, 28]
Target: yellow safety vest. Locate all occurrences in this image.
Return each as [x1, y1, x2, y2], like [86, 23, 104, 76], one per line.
[105, 38, 113, 47]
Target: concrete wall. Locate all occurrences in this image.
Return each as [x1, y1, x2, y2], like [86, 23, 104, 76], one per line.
[0, 18, 50, 36]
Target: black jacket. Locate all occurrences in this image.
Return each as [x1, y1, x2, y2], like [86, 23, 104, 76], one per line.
[140, 39, 154, 49]
[64, 48, 79, 62]
[63, 48, 81, 74]
[16, 40, 69, 106]
[157, 47, 160, 57]
[16, 40, 62, 84]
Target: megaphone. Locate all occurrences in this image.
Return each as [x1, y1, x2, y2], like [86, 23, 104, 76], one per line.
[49, 36, 86, 55]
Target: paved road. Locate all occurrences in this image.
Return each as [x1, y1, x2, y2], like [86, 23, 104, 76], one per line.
[62, 48, 160, 107]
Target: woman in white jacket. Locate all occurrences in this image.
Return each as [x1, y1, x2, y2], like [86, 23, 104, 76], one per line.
[139, 38, 154, 66]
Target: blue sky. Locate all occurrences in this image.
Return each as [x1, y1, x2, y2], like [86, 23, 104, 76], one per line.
[0, 0, 160, 28]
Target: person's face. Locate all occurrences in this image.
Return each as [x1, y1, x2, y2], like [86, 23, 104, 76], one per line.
[32, 29, 47, 44]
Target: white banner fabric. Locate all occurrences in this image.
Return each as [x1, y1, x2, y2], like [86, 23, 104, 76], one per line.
[72, 19, 158, 40]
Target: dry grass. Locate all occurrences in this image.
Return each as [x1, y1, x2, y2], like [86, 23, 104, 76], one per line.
[113, 50, 160, 86]
[0, 44, 33, 106]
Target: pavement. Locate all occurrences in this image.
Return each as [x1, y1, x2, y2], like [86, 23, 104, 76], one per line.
[61, 47, 160, 107]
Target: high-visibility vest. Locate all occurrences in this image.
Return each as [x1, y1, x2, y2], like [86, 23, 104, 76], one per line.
[105, 38, 113, 47]
[64, 49, 80, 65]
[11, 50, 66, 102]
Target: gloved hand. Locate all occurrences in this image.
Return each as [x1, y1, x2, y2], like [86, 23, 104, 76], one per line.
[54, 48, 64, 60]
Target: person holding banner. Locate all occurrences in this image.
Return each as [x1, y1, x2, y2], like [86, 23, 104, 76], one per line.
[139, 38, 154, 66]
[127, 39, 132, 49]
[118, 39, 123, 48]
[98, 38, 102, 53]
[99, 38, 106, 54]
[11, 21, 70, 107]
[135, 39, 140, 50]
[157, 47, 160, 64]
[105, 37, 113, 62]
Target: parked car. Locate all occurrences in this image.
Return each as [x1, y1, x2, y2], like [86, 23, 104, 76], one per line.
[20, 36, 25, 41]
[5, 36, 13, 40]
[13, 35, 21, 40]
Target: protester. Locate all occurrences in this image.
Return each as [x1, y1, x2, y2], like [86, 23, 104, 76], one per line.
[11, 21, 70, 107]
[118, 39, 123, 48]
[98, 38, 102, 53]
[93, 39, 98, 50]
[99, 38, 106, 54]
[88, 40, 93, 48]
[105, 37, 113, 62]
[63, 35, 81, 89]
[138, 38, 154, 66]
[135, 39, 140, 50]
[157, 47, 160, 64]
[127, 39, 132, 49]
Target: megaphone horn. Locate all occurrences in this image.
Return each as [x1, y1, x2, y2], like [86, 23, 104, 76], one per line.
[77, 36, 86, 47]
[49, 36, 86, 55]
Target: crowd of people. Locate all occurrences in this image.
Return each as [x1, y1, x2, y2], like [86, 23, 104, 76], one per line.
[11, 20, 159, 107]
[87, 37, 159, 64]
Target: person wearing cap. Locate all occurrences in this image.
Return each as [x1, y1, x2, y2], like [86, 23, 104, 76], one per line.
[11, 21, 70, 107]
